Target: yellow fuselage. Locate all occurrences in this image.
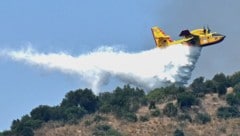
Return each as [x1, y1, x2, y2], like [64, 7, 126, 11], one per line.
[166, 29, 225, 47]
[151, 26, 225, 48]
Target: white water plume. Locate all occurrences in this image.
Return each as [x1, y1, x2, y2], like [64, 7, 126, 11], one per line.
[3, 44, 202, 94]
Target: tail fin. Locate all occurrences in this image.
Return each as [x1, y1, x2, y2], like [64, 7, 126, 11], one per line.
[151, 26, 173, 48]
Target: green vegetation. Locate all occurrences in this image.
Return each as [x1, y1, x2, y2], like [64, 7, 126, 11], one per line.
[93, 124, 122, 136]
[147, 85, 185, 103]
[217, 106, 240, 119]
[93, 115, 108, 122]
[98, 85, 146, 121]
[229, 71, 240, 87]
[61, 88, 99, 113]
[212, 73, 229, 95]
[163, 103, 178, 117]
[190, 77, 207, 96]
[196, 113, 211, 124]
[177, 92, 198, 109]
[2, 71, 240, 135]
[177, 114, 192, 122]
[226, 93, 240, 106]
[148, 101, 156, 110]
[150, 109, 161, 117]
[174, 129, 185, 136]
[139, 115, 150, 122]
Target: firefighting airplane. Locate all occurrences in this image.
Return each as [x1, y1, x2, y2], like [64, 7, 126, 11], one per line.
[151, 26, 225, 48]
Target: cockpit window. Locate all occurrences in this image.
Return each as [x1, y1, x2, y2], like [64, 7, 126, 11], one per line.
[212, 33, 223, 37]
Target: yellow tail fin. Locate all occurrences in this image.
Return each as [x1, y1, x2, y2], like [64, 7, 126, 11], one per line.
[151, 26, 173, 48]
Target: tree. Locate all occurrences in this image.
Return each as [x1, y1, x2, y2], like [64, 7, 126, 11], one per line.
[229, 71, 240, 87]
[0, 131, 14, 136]
[177, 92, 198, 109]
[213, 73, 228, 85]
[147, 85, 185, 103]
[20, 127, 34, 136]
[62, 106, 87, 123]
[212, 73, 229, 95]
[98, 92, 113, 113]
[30, 105, 52, 122]
[190, 77, 206, 96]
[99, 85, 146, 115]
[204, 80, 217, 93]
[111, 85, 146, 112]
[233, 82, 240, 93]
[61, 88, 99, 113]
[10, 115, 42, 135]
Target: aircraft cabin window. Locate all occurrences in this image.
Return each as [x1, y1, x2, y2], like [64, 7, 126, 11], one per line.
[212, 33, 223, 37]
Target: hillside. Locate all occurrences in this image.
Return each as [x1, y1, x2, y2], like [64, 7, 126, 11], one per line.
[34, 93, 240, 136]
[2, 72, 240, 136]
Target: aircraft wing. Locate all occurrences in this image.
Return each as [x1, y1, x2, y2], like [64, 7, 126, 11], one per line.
[174, 37, 194, 45]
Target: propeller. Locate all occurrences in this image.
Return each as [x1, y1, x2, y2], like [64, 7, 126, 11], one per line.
[203, 26, 206, 34]
[207, 26, 211, 33]
[203, 25, 211, 34]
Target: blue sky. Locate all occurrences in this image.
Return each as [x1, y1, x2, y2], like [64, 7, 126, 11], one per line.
[0, 0, 239, 130]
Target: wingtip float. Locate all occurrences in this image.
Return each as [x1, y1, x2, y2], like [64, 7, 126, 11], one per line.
[151, 26, 225, 48]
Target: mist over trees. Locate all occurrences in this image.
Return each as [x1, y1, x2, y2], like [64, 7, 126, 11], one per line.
[1, 71, 240, 136]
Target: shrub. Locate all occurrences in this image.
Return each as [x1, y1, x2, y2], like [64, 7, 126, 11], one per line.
[93, 115, 108, 122]
[178, 114, 192, 122]
[163, 103, 178, 117]
[105, 129, 122, 136]
[96, 124, 111, 131]
[196, 113, 211, 124]
[139, 115, 149, 122]
[177, 92, 198, 109]
[233, 83, 240, 93]
[122, 112, 138, 122]
[147, 85, 186, 103]
[99, 104, 112, 113]
[217, 84, 227, 96]
[149, 101, 156, 110]
[150, 109, 161, 117]
[217, 106, 240, 119]
[93, 124, 122, 136]
[84, 120, 92, 126]
[226, 93, 240, 106]
[174, 129, 185, 136]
